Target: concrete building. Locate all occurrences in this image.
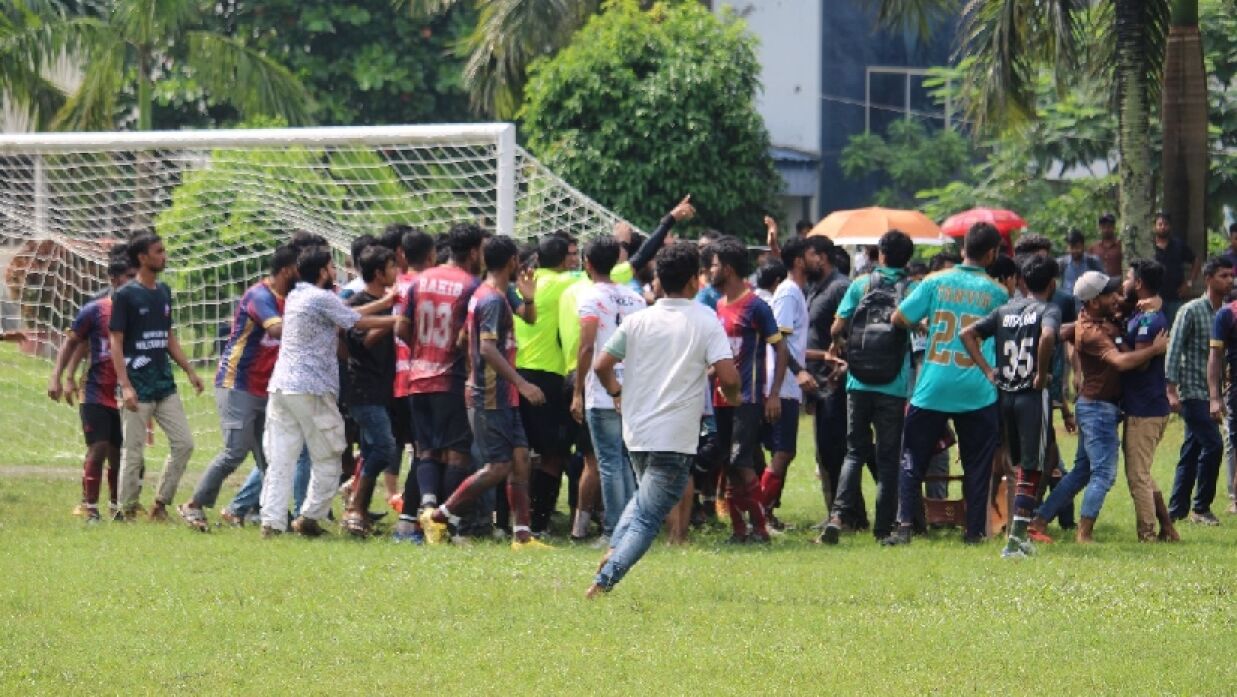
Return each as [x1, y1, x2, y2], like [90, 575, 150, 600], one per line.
[710, 1, 954, 224]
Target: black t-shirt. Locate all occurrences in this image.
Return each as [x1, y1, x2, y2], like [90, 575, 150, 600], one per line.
[1155, 236, 1196, 302]
[972, 296, 1061, 393]
[108, 280, 176, 402]
[805, 270, 851, 385]
[345, 291, 395, 406]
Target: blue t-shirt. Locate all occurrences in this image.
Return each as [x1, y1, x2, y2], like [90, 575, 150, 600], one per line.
[1210, 301, 1237, 399]
[836, 267, 911, 399]
[897, 265, 1009, 412]
[694, 285, 721, 310]
[1123, 309, 1170, 417]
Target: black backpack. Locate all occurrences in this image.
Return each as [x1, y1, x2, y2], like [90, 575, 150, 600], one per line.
[846, 273, 909, 385]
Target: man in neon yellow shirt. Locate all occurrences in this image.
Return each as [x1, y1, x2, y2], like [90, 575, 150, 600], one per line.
[516, 234, 580, 534]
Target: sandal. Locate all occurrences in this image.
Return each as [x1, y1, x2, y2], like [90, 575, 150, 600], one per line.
[342, 510, 370, 538]
[176, 503, 209, 532]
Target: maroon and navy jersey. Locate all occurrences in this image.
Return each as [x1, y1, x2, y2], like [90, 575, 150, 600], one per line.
[467, 283, 519, 409]
[405, 265, 481, 395]
[214, 279, 284, 397]
[713, 290, 782, 406]
[71, 297, 118, 409]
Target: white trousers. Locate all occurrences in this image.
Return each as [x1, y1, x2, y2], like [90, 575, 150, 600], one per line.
[259, 391, 346, 531]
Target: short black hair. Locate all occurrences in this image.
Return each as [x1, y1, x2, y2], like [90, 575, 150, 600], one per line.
[296, 246, 333, 284]
[705, 236, 750, 278]
[107, 256, 134, 279]
[1021, 255, 1058, 293]
[1229, 222, 1237, 235]
[655, 242, 700, 295]
[906, 261, 928, 277]
[350, 234, 377, 267]
[830, 246, 851, 275]
[435, 232, 451, 266]
[928, 251, 960, 272]
[698, 229, 723, 245]
[1155, 211, 1172, 224]
[779, 237, 808, 269]
[795, 220, 813, 234]
[447, 223, 486, 263]
[359, 245, 394, 283]
[483, 235, 519, 272]
[1098, 212, 1116, 225]
[379, 223, 411, 252]
[537, 235, 569, 269]
[620, 231, 646, 259]
[1204, 256, 1234, 278]
[878, 230, 914, 269]
[269, 244, 299, 275]
[962, 223, 1002, 261]
[1013, 233, 1053, 256]
[804, 235, 834, 259]
[127, 233, 161, 268]
[1065, 228, 1086, 246]
[584, 238, 621, 276]
[401, 229, 435, 266]
[551, 230, 577, 245]
[1130, 258, 1164, 294]
[986, 254, 1018, 282]
[288, 230, 328, 251]
[518, 241, 538, 269]
[109, 241, 130, 263]
[756, 260, 787, 292]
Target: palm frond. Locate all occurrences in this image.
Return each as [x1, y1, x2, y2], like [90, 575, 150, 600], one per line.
[112, 0, 200, 46]
[50, 36, 124, 130]
[393, 0, 463, 18]
[867, 0, 962, 39]
[462, 0, 598, 118]
[0, 13, 114, 129]
[185, 30, 313, 125]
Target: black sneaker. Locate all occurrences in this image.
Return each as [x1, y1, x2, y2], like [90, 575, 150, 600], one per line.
[767, 512, 786, 532]
[819, 516, 842, 545]
[962, 534, 986, 545]
[724, 533, 748, 545]
[748, 531, 771, 545]
[879, 528, 912, 547]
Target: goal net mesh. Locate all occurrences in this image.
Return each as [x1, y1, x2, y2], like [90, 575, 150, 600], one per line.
[0, 125, 631, 467]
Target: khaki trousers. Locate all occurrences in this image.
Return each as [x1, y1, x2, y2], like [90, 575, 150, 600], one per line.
[118, 392, 195, 510]
[1123, 415, 1168, 539]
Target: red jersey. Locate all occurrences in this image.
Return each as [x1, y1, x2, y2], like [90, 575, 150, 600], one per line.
[71, 297, 118, 408]
[404, 265, 480, 395]
[392, 270, 418, 398]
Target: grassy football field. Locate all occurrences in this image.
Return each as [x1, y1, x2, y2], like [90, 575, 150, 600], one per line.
[1, 343, 1235, 693]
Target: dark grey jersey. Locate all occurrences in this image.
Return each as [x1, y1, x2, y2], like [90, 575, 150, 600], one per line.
[972, 296, 1061, 393]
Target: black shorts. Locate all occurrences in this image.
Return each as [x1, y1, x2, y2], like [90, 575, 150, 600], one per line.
[469, 407, 528, 464]
[766, 399, 800, 455]
[411, 391, 472, 456]
[389, 395, 414, 449]
[80, 403, 122, 447]
[518, 369, 572, 457]
[714, 404, 764, 471]
[999, 389, 1051, 472]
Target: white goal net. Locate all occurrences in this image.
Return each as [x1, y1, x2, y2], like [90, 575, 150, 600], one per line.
[0, 123, 631, 467]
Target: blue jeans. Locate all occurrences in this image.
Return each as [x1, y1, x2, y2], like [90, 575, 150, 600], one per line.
[595, 451, 692, 592]
[1039, 398, 1120, 522]
[587, 408, 636, 537]
[1170, 398, 1223, 518]
[225, 447, 311, 515]
[349, 404, 398, 480]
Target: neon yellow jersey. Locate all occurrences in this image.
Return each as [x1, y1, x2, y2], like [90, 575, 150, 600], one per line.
[514, 268, 579, 374]
[612, 262, 634, 285]
[558, 276, 592, 373]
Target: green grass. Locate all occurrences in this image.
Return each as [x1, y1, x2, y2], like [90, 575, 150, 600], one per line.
[3, 345, 1237, 693]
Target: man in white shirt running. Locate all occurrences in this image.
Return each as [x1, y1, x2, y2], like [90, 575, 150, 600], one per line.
[587, 243, 740, 597]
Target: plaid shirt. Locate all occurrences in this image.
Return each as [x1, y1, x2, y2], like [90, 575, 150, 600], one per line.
[1165, 296, 1218, 401]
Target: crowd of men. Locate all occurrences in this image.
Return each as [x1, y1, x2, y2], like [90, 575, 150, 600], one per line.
[46, 203, 1237, 594]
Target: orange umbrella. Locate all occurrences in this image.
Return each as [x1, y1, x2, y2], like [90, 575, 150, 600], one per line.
[808, 207, 946, 246]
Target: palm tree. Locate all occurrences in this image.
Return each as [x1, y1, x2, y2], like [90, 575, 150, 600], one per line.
[399, 0, 601, 119]
[0, 0, 311, 131]
[873, 0, 1191, 264]
[1161, 0, 1208, 265]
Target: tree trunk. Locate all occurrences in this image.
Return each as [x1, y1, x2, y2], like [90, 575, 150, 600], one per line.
[137, 49, 153, 131]
[1161, 2, 1208, 279]
[1116, 0, 1155, 264]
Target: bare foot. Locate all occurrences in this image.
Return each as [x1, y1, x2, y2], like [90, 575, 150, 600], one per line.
[585, 583, 604, 600]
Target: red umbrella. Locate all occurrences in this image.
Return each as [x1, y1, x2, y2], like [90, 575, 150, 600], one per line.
[940, 207, 1027, 239]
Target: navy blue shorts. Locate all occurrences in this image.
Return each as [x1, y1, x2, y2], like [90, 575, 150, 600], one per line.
[469, 407, 528, 464]
[412, 392, 472, 456]
[766, 398, 800, 456]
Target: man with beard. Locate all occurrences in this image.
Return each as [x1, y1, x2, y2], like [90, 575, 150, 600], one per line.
[1153, 212, 1198, 324]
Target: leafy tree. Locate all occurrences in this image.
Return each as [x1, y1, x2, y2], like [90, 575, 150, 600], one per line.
[0, 0, 311, 131]
[840, 120, 971, 209]
[520, 0, 780, 237]
[235, 0, 475, 126]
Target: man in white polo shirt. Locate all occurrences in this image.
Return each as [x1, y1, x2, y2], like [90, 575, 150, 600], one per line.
[586, 243, 740, 597]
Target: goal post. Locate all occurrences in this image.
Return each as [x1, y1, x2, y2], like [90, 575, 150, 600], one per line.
[0, 123, 631, 466]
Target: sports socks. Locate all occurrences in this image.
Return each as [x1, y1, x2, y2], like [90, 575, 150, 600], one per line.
[759, 469, 785, 512]
[82, 453, 105, 505]
[507, 481, 532, 542]
[1011, 467, 1042, 540]
[414, 458, 441, 508]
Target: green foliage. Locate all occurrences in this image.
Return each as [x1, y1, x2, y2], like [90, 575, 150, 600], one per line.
[235, 0, 474, 126]
[520, 0, 780, 237]
[840, 120, 971, 209]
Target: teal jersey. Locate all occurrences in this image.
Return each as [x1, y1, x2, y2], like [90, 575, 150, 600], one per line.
[836, 266, 912, 399]
[897, 264, 1008, 412]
